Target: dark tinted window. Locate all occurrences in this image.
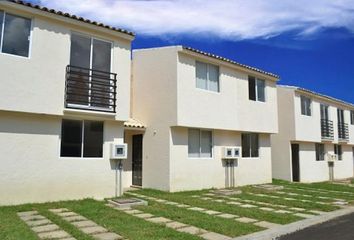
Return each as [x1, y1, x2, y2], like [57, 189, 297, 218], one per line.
[60, 120, 82, 157]
[242, 133, 259, 158]
[92, 39, 111, 72]
[70, 34, 91, 69]
[2, 13, 31, 57]
[83, 121, 103, 157]
[248, 76, 256, 101]
[0, 11, 3, 45]
[315, 143, 325, 161]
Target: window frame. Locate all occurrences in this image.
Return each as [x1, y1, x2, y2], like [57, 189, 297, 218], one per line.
[188, 128, 214, 159]
[248, 76, 266, 102]
[60, 119, 104, 159]
[195, 60, 220, 93]
[0, 10, 33, 59]
[315, 143, 325, 161]
[334, 144, 343, 161]
[300, 95, 312, 116]
[241, 133, 260, 158]
[350, 110, 354, 125]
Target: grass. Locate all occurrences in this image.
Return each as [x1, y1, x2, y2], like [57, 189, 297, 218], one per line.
[0, 199, 202, 240]
[131, 189, 303, 224]
[135, 201, 263, 237]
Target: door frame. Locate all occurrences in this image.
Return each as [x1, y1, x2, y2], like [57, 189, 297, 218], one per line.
[132, 134, 143, 187]
[291, 144, 300, 182]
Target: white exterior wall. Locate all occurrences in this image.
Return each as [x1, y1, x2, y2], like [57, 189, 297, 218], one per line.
[169, 127, 272, 192]
[177, 52, 278, 133]
[0, 4, 132, 121]
[0, 112, 131, 205]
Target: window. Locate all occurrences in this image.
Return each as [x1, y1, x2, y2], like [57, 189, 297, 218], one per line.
[248, 76, 266, 102]
[60, 120, 103, 158]
[196, 61, 219, 92]
[242, 133, 259, 158]
[350, 110, 354, 125]
[300, 96, 312, 116]
[0, 11, 31, 57]
[188, 129, 213, 158]
[334, 144, 342, 161]
[315, 143, 325, 161]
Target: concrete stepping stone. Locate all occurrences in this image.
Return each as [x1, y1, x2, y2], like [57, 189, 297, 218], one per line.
[309, 210, 326, 215]
[240, 204, 256, 208]
[17, 211, 38, 217]
[146, 217, 173, 224]
[254, 221, 281, 229]
[80, 226, 108, 235]
[294, 213, 315, 218]
[155, 199, 167, 203]
[217, 213, 238, 219]
[188, 207, 205, 212]
[275, 210, 291, 214]
[134, 213, 154, 219]
[63, 215, 87, 222]
[165, 201, 178, 205]
[259, 207, 275, 212]
[290, 207, 305, 211]
[177, 226, 208, 235]
[123, 209, 143, 215]
[26, 219, 52, 227]
[204, 193, 215, 196]
[236, 217, 258, 223]
[20, 215, 46, 221]
[38, 230, 71, 239]
[92, 232, 123, 240]
[57, 212, 78, 217]
[31, 224, 60, 233]
[201, 232, 232, 240]
[204, 210, 222, 215]
[166, 221, 188, 229]
[201, 197, 213, 200]
[72, 220, 97, 228]
[49, 208, 69, 213]
[227, 201, 242, 205]
[177, 204, 190, 208]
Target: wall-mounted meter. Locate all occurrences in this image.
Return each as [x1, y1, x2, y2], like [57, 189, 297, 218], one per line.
[111, 143, 128, 159]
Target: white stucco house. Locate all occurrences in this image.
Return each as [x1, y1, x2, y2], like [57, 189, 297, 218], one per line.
[0, 0, 146, 205]
[132, 46, 280, 192]
[272, 86, 354, 182]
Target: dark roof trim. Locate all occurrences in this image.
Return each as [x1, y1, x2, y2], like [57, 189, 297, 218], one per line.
[4, 0, 135, 37]
[182, 46, 280, 79]
[280, 85, 354, 109]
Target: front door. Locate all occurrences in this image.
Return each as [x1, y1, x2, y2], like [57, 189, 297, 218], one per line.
[132, 134, 143, 186]
[291, 144, 300, 182]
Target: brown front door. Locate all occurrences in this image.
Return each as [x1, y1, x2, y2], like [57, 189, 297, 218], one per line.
[132, 134, 143, 186]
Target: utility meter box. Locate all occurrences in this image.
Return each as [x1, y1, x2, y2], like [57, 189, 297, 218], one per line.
[326, 153, 337, 162]
[222, 147, 241, 159]
[111, 143, 128, 159]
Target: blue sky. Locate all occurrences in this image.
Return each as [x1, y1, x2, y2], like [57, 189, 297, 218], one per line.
[31, 0, 354, 103]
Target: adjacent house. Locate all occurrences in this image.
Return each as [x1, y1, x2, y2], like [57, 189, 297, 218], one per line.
[132, 46, 279, 192]
[0, 0, 143, 205]
[272, 86, 354, 182]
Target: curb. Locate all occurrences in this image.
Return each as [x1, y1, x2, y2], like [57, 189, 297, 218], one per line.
[232, 206, 354, 240]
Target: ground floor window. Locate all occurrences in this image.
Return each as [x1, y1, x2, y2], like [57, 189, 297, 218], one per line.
[188, 129, 213, 158]
[334, 144, 342, 161]
[242, 133, 259, 158]
[315, 143, 325, 161]
[60, 119, 104, 157]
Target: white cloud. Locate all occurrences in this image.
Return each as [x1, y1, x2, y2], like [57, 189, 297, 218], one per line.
[38, 0, 354, 40]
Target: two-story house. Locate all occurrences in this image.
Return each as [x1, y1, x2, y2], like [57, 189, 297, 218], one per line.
[272, 86, 354, 182]
[0, 0, 138, 205]
[132, 46, 279, 191]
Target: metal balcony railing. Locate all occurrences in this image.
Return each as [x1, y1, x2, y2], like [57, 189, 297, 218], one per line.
[338, 122, 349, 141]
[321, 119, 334, 140]
[65, 65, 117, 113]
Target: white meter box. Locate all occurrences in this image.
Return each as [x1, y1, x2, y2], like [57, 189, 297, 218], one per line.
[111, 143, 128, 159]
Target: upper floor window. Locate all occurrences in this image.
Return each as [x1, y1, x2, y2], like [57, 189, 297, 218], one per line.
[300, 96, 312, 116]
[350, 110, 354, 125]
[0, 11, 31, 57]
[242, 133, 259, 158]
[196, 61, 219, 92]
[188, 128, 213, 158]
[248, 76, 265, 102]
[315, 143, 325, 161]
[60, 119, 104, 158]
[337, 108, 345, 123]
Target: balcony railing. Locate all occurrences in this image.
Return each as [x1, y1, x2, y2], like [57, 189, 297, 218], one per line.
[321, 119, 334, 140]
[65, 65, 117, 113]
[338, 122, 349, 141]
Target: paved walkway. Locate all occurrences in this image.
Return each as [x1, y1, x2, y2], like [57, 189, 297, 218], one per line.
[106, 202, 232, 240]
[126, 192, 281, 229]
[17, 211, 75, 240]
[50, 208, 124, 240]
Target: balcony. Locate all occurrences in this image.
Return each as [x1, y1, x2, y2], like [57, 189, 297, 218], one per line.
[321, 119, 334, 140]
[338, 122, 349, 141]
[65, 65, 117, 113]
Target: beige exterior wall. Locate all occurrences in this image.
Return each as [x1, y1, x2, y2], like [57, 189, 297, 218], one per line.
[132, 46, 277, 191]
[0, 2, 132, 121]
[0, 111, 132, 205]
[272, 86, 354, 183]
